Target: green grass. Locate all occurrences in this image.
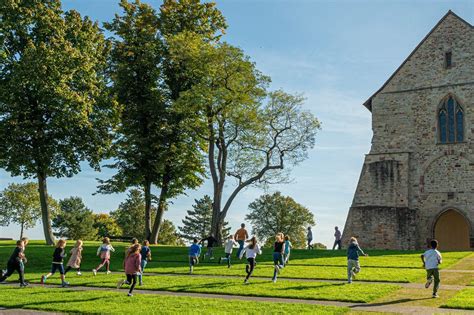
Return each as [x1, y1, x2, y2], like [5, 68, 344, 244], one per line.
[0, 286, 349, 314]
[19, 273, 400, 303]
[442, 288, 474, 310]
[2, 241, 468, 283]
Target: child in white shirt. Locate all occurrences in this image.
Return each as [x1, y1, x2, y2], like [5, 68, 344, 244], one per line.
[219, 235, 238, 268]
[421, 239, 442, 298]
[239, 236, 262, 284]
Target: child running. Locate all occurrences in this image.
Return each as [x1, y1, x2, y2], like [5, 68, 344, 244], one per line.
[421, 239, 442, 298]
[138, 240, 152, 286]
[41, 239, 69, 287]
[65, 240, 83, 275]
[219, 235, 238, 268]
[240, 236, 262, 284]
[188, 238, 201, 274]
[201, 234, 217, 260]
[272, 233, 285, 283]
[283, 235, 292, 265]
[117, 243, 142, 297]
[347, 237, 368, 283]
[0, 240, 28, 287]
[93, 237, 115, 276]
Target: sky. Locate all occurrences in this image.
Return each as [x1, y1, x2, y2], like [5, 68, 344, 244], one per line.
[1, 0, 473, 247]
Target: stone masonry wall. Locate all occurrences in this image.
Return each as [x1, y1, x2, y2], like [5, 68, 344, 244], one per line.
[343, 12, 474, 249]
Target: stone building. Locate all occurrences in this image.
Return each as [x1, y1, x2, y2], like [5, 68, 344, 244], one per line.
[342, 11, 474, 250]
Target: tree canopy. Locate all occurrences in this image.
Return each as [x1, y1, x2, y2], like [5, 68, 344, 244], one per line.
[52, 197, 98, 240]
[0, 0, 118, 244]
[246, 192, 315, 248]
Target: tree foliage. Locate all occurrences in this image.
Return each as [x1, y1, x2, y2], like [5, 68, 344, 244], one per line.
[245, 192, 315, 248]
[93, 213, 122, 239]
[0, 182, 57, 239]
[158, 219, 184, 246]
[169, 33, 320, 242]
[52, 197, 98, 240]
[0, 0, 118, 244]
[110, 189, 156, 241]
[178, 195, 230, 241]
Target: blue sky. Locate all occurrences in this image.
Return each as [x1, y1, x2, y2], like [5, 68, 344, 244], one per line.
[1, 0, 473, 247]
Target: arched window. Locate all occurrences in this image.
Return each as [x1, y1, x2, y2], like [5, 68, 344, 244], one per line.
[438, 96, 463, 144]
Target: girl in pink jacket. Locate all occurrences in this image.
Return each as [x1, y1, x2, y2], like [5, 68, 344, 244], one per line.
[117, 244, 141, 296]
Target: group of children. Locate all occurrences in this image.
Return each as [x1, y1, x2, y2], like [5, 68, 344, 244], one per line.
[1, 234, 444, 298]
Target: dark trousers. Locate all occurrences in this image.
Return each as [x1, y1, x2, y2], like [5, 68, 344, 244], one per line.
[126, 274, 137, 294]
[333, 240, 342, 250]
[64, 266, 81, 275]
[307, 239, 313, 250]
[426, 268, 440, 295]
[0, 261, 24, 284]
[245, 258, 256, 280]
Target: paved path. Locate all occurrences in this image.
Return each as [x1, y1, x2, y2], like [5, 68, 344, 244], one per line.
[3, 283, 473, 315]
[0, 308, 59, 315]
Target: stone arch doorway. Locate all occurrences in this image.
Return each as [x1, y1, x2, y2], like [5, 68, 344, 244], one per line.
[433, 209, 470, 250]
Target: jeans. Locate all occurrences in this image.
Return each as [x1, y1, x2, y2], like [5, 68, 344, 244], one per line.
[138, 259, 147, 284]
[50, 263, 65, 275]
[426, 268, 440, 295]
[0, 261, 24, 284]
[347, 259, 360, 282]
[236, 240, 245, 258]
[272, 253, 284, 280]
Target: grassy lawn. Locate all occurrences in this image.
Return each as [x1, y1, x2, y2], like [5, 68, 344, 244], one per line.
[442, 288, 474, 310]
[17, 273, 400, 303]
[0, 286, 349, 314]
[2, 241, 468, 283]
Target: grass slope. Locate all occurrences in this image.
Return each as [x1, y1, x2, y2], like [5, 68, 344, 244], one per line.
[0, 286, 349, 314]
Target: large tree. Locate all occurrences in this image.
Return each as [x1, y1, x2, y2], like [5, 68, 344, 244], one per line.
[0, 182, 57, 239]
[178, 195, 230, 241]
[0, 0, 118, 244]
[169, 34, 320, 242]
[246, 192, 315, 248]
[52, 197, 98, 240]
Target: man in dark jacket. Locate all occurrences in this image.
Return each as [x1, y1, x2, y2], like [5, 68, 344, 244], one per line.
[347, 237, 368, 283]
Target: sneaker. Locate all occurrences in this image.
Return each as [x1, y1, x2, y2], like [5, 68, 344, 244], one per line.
[348, 281, 352, 284]
[425, 278, 433, 289]
[128, 293, 133, 297]
[432, 294, 439, 298]
[117, 279, 126, 289]
[106, 271, 112, 275]
[92, 269, 97, 276]
[61, 281, 69, 288]
[244, 279, 249, 284]
[40, 275, 46, 284]
[20, 282, 29, 288]
[77, 271, 82, 276]
[139, 281, 143, 286]
[245, 265, 250, 274]
[272, 278, 277, 283]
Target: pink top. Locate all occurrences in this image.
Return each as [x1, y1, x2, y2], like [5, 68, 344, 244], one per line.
[124, 253, 142, 275]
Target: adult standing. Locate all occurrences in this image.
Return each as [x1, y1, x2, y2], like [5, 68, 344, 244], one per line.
[333, 226, 342, 250]
[234, 223, 249, 258]
[307, 226, 313, 250]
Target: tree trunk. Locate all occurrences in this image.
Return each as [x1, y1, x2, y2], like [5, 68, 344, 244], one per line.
[150, 171, 170, 244]
[20, 222, 24, 240]
[144, 180, 152, 241]
[37, 172, 55, 245]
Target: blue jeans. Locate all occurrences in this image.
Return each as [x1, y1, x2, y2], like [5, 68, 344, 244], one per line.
[138, 259, 147, 284]
[272, 253, 284, 280]
[236, 240, 245, 258]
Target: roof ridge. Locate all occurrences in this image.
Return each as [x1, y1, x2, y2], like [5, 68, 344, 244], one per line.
[362, 10, 473, 111]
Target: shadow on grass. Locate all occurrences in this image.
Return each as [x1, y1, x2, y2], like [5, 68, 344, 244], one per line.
[352, 297, 433, 308]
